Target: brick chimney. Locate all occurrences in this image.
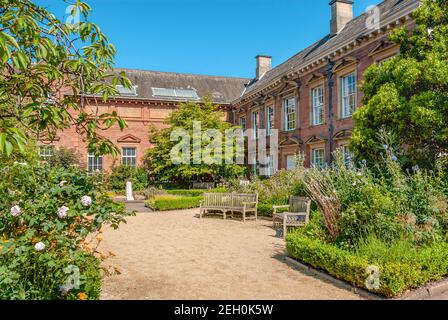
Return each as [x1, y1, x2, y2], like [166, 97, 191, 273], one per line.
[256, 55, 272, 79]
[330, 0, 354, 36]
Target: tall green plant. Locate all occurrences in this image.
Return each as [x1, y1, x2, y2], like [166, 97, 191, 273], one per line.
[0, 0, 131, 157]
[351, 0, 448, 170]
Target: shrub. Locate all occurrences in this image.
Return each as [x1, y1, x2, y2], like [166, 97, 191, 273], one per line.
[0, 154, 132, 300]
[165, 188, 228, 198]
[145, 195, 203, 211]
[48, 147, 85, 169]
[286, 232, 448, 298]
[106, 165, 149, 191]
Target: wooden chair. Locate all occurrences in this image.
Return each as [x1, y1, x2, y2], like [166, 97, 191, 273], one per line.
[272, 196, 311, 239]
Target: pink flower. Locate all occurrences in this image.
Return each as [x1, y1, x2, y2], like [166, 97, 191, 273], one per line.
[10, 205, 21, 217]
[57, 206, 69, 219]
[80, 196, 92, 207]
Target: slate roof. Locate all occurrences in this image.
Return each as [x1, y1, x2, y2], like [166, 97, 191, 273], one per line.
[113, 68, 250, 104]
[242, 0, 420, 97]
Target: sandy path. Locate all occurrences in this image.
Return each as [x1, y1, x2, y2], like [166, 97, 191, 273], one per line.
[99, 209, 361, 300]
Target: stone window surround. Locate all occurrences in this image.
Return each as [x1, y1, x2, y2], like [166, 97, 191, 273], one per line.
[282, 93, 298, 132]
[266, 104, 275, 136]
[336, 64, 358, 120]
[122, 146, 137, 167]
[310, 145, 326, 168]
[309, 79, 326, 127]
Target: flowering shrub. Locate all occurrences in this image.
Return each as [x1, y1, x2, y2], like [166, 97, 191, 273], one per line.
[0, 154, 132, 300]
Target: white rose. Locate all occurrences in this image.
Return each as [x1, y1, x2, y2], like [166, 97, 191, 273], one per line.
[10, 205, 21, 217]
[80, 196, 92, 207]
[57, 206, 69, 219]
[35, 242, 45, 251]
[59, 181, 68, 187]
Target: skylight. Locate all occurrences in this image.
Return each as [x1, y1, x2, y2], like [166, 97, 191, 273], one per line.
[116, 85, 138, 96]
[152, 87, 200, 100]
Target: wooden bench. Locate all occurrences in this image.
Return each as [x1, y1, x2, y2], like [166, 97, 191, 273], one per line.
[199, 193, 258, 222]
[273, 196, 311, 239]
[192, 182, 215, 190]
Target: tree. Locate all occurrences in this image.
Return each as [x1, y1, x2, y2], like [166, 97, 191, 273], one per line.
[351, 0, 448, 169]
[0, 0, 131, 157]
[144, 97, 246, 184]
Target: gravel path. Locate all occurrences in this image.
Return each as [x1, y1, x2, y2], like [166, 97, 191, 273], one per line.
[99, 209, 361, 300]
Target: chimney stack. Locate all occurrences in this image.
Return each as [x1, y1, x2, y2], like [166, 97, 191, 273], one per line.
[330, 0, 354, 36]
[256, 55, 272, 79]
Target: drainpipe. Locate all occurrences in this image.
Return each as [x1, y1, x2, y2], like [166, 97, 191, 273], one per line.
[326, 59, 335, 163]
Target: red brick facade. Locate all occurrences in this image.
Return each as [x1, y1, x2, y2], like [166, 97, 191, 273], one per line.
[41, 0, 418, 175]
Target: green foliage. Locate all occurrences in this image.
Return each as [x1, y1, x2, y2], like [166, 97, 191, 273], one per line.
[144, 97, 246, 184]
[47, 147, 84, 169]
[0, 0, 131, 157]
[145, 195, 203, 211]
[300, 146, 448, 248]
[165, 188, 227, 197]
[227, 158, 307, 217]
[351, 0, 448, 170]
[105, 165, 149, 191]
[286, 232, 448, 298]
[0, 152, 133, 299]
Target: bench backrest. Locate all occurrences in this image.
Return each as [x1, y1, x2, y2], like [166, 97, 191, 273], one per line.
[192, 182, 215, 190]
[203, 193, 258, 208]
[290, 196, 311, 213]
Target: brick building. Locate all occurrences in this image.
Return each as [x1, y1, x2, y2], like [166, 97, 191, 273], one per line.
[40, 70, 249, 172]
[42, 0, 420, 174]
[232, 0, 419, 174]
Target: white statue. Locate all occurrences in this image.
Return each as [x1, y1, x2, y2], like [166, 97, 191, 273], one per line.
[126, 179, 134, 201]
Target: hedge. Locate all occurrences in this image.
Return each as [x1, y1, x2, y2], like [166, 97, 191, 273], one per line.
[166, 188, 227, 197]
[146, 195, 203, 211]
[286, 233, 448, 298]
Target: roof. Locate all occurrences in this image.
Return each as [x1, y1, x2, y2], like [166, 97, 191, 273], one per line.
[242, 0, 420, 97]
[113, 68, 250, 104]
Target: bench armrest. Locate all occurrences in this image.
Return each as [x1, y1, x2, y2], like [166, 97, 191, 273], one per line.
[242, 201, 258, 209]
[272, 205, 289, 215]
[272, 205, 289, 209]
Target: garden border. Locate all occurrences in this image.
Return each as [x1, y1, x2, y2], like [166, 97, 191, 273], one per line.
[284, 256, 448, 300]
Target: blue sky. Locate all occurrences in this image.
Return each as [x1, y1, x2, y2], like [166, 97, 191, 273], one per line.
[36, 0, 383, 78]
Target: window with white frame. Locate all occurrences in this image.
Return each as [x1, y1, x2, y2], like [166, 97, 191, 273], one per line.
[311, 85, 324, 126]
[340, 72, 356, 118]
[251, 153, 258, 176]
[239, 117, 246, 130]
[252, 110, 259, 139]
[39, 145, 54, 159]
[311, 148, 326, 169]
[122, 147, 137, 167]
[286, 155, 297, 170]
[88, 153, 103, 173]
[266, 154, 275, 176]
[266, 106, 274, 136]
[377, 54, 397, 66]
[341, 144, 354, 166]
[283, 98, 296, 131]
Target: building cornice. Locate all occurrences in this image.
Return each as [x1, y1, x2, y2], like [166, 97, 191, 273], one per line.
[234, 5, 417, 107]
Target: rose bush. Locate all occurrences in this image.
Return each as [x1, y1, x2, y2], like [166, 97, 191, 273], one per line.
[0, 151, 133, 300]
